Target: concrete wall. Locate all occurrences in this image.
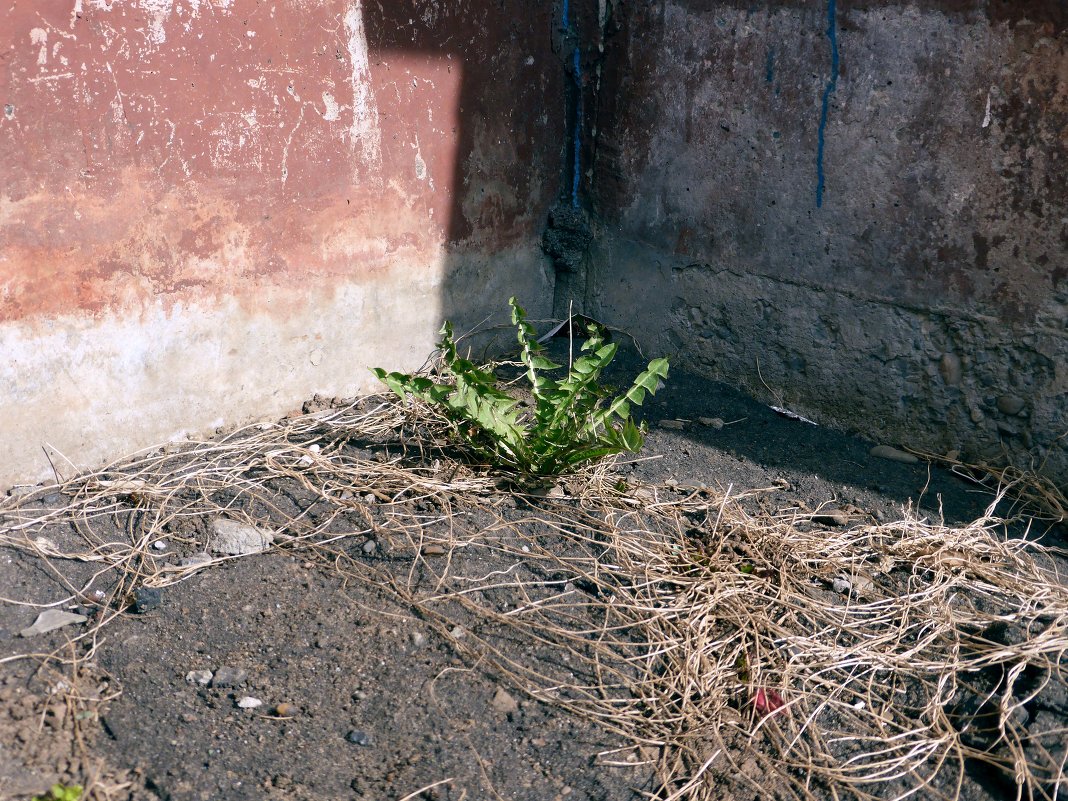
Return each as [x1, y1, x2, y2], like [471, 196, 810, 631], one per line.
[584, 0, 1067, 481]
[4, 0, 1064, 488]
[0, 1, 563, 486]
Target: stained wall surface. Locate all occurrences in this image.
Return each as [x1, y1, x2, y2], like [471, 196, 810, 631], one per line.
[0, 1, 562, 486]
[585, 0, 1067, 481]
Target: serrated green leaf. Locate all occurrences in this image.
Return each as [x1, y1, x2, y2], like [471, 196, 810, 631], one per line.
[528, 354, 562, 370]
[620, 417, 644, 451]
[374, 300, 667, 477]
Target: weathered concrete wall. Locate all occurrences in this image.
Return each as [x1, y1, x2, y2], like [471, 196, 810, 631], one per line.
[585, 0, 1068, 481]
[0, 1, 562, 486]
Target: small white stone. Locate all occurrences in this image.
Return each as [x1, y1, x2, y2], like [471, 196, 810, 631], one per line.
[185, 669, 213, 686]
[237, 696, 263, 709]
[209, 519, 273, 556]
[869, 445, 919, 464]
[152, 540, 168, 551]
[491, 687, 518, 715]
[19, 609, 87, 637]
[697, 416, 725, 429]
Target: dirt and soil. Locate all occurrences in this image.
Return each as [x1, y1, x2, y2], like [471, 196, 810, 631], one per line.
[1, 344, 1065, 801]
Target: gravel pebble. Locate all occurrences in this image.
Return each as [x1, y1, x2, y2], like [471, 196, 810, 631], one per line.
[185, 670, 213, 686]
[813, 510, 850, 526]
[208, 519, 274, 555]
[133, 587, 163, 613]
[491, 688, 519, 715]
[996, 394, 1026, 416]
[211, 666, 248, 688]
[19, 610, 87, 638]
[832, 577, 852, 594]
[346, 729, 372, 746]
[869, 445, 919, 464]
[237, 697, 263, 709]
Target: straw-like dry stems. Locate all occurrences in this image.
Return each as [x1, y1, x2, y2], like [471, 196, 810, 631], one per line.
[1, 394, 1066, 801]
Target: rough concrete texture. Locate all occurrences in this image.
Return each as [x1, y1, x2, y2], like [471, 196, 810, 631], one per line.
[0, 1, 561, 486]
[586, 1, 1067, 481]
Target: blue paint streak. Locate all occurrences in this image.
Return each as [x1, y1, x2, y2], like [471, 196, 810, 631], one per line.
[572, 46, 582, 208]
[561, 0, 580, 207]
[815, 0, 838, 208]
[765, 48, 775, 84]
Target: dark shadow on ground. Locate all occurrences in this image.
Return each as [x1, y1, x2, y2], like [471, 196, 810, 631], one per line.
[596, 341, 1062, 535]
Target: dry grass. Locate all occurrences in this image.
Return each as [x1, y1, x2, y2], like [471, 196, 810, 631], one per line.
[905, 446, 1067, 527]
[1, 395, 1066, 801]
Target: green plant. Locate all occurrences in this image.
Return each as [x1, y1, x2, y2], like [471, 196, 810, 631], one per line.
[33, 784, 83, 801]
[373, 297, 669, 477]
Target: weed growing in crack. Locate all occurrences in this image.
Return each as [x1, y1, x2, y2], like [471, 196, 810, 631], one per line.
[373, 297, 669, 478]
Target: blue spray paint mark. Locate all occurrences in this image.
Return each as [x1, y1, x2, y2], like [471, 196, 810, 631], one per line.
[765, 48, 775, 84]
[815, 0, 838, 208]
[572, 47, 583, 208]
[560, 0, 581, 207]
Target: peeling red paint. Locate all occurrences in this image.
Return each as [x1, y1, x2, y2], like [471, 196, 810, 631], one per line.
[1, 1, 562, 325]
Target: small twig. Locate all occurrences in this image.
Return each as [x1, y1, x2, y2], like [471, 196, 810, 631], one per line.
[398, 777, 454, 801]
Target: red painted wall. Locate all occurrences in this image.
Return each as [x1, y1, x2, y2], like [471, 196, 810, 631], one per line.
[0, 0, 564, 486]
[0, 0, 562, 323]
